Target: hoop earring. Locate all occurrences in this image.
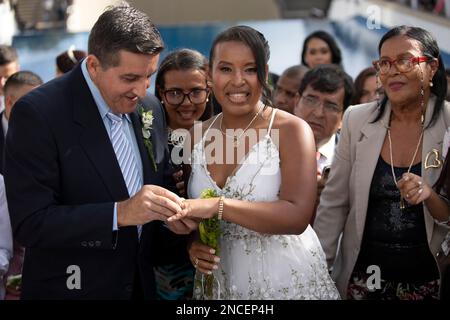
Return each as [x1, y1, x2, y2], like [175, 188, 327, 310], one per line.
[376, 72, 381, 108]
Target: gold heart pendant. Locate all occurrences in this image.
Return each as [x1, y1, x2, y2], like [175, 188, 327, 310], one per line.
[424, 149, 442, 170]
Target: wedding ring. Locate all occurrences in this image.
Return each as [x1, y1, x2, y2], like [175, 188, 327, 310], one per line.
[194, 257, 199, 268]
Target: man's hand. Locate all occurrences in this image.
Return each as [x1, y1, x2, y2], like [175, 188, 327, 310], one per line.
[117, 185, 184, 227]
[165, 217, 199, 235]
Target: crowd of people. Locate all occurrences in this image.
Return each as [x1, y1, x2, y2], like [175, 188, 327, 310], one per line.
[0, 2, 449, 300]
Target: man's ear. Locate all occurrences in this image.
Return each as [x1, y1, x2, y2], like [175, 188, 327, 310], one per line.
[86, 55, 101, 78]
[5, 94, 15, 120]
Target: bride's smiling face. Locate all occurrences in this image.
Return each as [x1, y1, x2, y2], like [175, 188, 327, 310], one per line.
[209, 40, 264, 116]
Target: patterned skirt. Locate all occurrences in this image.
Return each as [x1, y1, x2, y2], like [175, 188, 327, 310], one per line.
[347, 270, 440, 300]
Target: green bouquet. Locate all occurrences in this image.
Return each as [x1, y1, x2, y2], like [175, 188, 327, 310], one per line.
[6, 274, 22, 290]
[198, 188, 221, 299]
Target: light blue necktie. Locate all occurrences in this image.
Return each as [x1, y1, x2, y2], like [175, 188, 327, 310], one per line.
[106, 112, 142, 237]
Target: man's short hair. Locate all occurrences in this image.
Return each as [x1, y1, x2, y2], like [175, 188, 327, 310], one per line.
[88, 2, 164, 68]
[281, 64, 309, 81]
[299, 64, 354, 111]
[4, 71, 43, 96]
[0, 45, 18, 66]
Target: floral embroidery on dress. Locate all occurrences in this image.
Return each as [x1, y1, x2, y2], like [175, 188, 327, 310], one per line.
[188, 112, 340, 300]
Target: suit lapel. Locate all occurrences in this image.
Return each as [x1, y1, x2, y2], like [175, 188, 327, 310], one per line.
[421, 96, 444, 243]
[70, 66, 128, 200]
[0, 112, 5, 174]
[354, 104, 391, 241]
[129, 110, 156, 184]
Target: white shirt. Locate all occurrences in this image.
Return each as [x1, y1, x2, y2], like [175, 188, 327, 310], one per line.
[0, 96, 5, 114]
[2, 112, 8, 137]
[317, 134, 336, 174]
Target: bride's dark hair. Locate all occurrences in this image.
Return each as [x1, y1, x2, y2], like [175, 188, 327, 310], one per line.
[209, 25, 273, 108]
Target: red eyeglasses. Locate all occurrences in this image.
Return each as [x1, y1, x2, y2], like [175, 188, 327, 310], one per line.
[372, 56, 431, 75]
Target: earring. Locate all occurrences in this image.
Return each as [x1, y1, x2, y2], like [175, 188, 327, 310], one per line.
[161, 100, 164, 105]
[206, 98, 209, 102]
[375, 72, 381, 107]
[419, 69, 425, 125]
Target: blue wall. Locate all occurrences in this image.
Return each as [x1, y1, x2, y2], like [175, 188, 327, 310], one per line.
[13, 17, 450, 86]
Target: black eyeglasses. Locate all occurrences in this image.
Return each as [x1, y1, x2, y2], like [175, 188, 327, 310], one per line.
[162, 88, 209, 106]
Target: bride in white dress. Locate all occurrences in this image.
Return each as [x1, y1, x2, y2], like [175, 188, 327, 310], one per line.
[168, 26, 340, 300]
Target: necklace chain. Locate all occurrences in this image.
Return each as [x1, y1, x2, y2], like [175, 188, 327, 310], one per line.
[387, 126, 423, 210]
[219, 105, 264, 147]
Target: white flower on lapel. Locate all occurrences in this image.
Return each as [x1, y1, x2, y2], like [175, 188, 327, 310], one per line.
[138, 105, 157, 172]
[443, 127, 450, 159]
[141, 110, 153, 139]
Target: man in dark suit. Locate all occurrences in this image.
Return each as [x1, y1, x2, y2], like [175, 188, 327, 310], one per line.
[3, 4, 196, 299]
[0, 45, 20, 113]
[0, 71, 43, 175]
[0, 71, 42, 300]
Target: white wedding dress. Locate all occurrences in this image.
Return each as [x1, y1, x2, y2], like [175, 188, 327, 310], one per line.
[188, 110, 340, 300]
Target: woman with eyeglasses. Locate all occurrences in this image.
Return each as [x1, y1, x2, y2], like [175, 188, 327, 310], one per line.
[314, 26, 450, 299]
[151, 48, 212, 300]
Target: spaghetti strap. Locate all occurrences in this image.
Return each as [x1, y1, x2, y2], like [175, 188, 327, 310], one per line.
[204, 113, 221, 137]
[267, 108, 277, 135]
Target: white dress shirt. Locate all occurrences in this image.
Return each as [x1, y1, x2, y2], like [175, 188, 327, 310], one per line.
[2, 112, 8, 137]
[317, 134, 336, 174]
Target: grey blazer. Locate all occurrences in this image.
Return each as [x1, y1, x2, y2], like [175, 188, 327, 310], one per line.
[314, 96, 450, 298]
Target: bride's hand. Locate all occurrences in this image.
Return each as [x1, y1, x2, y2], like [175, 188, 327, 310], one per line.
[165, 218, 199, 235]
[188, 239, 220, 275]
[167, 198, 218, 222]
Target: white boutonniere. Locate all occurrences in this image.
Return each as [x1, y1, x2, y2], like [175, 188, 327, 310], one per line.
[138, 105, 157, 172]
[443, 127, 450, 159]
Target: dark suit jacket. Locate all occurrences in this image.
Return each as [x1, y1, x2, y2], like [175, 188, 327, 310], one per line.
[0, 111, 5, 175]
[3, 63, 170, 299]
